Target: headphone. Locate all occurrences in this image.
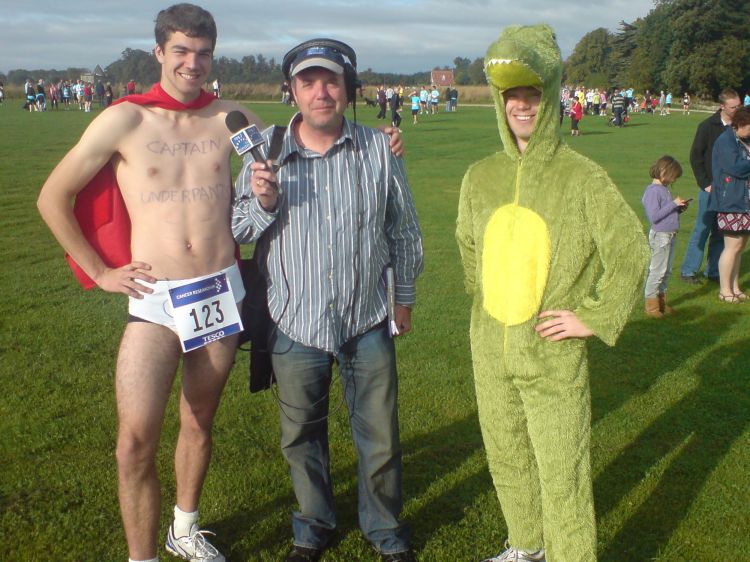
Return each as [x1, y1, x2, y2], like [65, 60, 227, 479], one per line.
[282, 38, 359, 103]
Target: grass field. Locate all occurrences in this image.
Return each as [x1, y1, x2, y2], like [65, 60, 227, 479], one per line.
[1, 99, 748, 562]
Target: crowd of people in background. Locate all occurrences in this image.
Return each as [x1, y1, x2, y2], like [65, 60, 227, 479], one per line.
[638, 88, 750, 316]
[557, 85, 750, 316]
[369, 83, 459, 127]
[11, 73, 750, 138]
[15, 72, 256, 114]
[21, 77, 117, 112]
[558, 85, 714, 134]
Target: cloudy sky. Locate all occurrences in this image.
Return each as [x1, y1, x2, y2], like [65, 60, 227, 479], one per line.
[2, 0, 656, 75]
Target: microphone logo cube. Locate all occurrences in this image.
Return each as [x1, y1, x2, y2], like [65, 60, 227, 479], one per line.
[230, 125, 264, 156]
[230, 130, 251, 154]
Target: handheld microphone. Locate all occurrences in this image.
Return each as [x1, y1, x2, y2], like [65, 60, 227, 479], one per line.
[225, 111, 265, 162]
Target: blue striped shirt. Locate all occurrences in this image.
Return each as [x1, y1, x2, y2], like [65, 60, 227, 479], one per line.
[232, 114, 423, 352]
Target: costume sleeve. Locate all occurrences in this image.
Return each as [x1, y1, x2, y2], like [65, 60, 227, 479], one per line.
[385, 154, 424, 306]
[456, 166, 476, 295]
[231, 152, 278, 244]
[574, 170, 650, 346]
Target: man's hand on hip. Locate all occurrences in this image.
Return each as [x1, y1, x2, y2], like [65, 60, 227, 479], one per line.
[535, 310, 593, 341]
[95, 261, 155, 298]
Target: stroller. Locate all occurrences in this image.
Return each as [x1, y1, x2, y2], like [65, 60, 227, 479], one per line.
[607, 112, 629, 127]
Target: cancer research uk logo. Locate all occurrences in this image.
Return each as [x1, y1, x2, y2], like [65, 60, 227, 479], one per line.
[171, 275, 226, 306]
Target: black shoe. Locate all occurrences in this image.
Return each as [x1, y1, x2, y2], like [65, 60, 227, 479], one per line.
[680, 275, 702, 285]
[380, 550, 416, 562]
[286, 545, 324, 562]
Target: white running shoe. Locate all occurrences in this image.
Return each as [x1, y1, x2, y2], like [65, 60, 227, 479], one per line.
[480, 541, 546, 562]
[165, 523, 226, 562]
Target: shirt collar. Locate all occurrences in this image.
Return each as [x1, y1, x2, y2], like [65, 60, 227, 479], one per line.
[278, 112, 354, 163]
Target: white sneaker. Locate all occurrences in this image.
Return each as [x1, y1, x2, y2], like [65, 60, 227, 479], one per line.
[480, 541, 546, 562]
[165, 523, 226, 562]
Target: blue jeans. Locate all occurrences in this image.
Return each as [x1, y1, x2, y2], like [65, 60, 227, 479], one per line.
[614, 107, 623, 126]
[645, 230, 677, 297]
[680, 188, 724, 278]
[270, 323, 409, 554]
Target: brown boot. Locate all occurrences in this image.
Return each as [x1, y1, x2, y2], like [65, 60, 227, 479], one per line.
[645, 297, 663, 318]
[658, 293, 674, 315]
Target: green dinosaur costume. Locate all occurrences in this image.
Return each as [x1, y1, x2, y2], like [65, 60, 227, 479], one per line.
[456, 25, 648, 562]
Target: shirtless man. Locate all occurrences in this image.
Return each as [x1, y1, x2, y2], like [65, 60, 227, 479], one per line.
[36, 5, 275, 562]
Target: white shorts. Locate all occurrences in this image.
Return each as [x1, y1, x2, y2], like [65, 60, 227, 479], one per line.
[128, 262, 245, 332]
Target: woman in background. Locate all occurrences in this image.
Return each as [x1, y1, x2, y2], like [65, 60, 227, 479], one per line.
[709, 106, 750, 303]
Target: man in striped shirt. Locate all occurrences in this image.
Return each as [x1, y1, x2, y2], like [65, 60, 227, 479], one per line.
[611, 88, 626, 127]
[232, 41, 423, 562]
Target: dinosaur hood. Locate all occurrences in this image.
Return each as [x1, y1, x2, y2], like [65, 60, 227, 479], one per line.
[484, 24, 562, 162]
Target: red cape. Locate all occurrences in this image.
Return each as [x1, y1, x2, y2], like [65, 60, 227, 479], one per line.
[67, 83, 217, 289]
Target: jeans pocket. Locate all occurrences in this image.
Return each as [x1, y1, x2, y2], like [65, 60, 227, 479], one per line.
[650, 231, 673, 250]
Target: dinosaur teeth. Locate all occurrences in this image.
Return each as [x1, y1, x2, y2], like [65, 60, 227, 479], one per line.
[485, 58, 514, 66]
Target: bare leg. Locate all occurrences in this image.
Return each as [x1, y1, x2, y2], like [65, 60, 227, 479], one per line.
[115, 322, 182, 560]
[174, 333, 238, 513]
[731, 235, 749, 293]
[719, 234, 743, 296]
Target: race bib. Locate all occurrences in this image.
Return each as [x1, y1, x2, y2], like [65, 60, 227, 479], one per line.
[169, 273, 242, 352]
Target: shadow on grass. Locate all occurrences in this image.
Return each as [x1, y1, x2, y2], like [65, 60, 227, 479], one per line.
[671, 262, 750, 306]
[214, 306, 746, 560]
[594, 315, 749, 560]
[401, 414, 492, 550]
[588, 311, 708, 426]
[669, 278, 722, 305]
[214, 414, 489, 560]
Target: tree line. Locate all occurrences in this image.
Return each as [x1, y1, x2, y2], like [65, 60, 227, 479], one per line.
[2, 0, 746, 99]
[563, 0, 750, 98]
[0, 47, 435, 90]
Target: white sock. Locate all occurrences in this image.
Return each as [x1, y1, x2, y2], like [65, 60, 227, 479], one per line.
[173, 505, 199, 538]
[129, 558, 158, 562]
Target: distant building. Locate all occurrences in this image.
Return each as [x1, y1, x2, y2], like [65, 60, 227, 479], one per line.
[81, 65, 107, 83]
[431, 69, 454, 87]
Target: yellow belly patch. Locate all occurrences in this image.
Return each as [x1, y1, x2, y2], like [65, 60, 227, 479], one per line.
[482, 204, 551, 325]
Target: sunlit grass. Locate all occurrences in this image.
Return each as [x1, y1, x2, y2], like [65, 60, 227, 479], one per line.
[1, 100, 747, 561]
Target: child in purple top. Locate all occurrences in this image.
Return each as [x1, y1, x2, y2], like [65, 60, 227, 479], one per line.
[642, 156, 690, 317]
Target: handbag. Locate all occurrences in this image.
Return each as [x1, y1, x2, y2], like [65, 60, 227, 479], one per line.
[237, 125, 287, 393]
[238, 251, 275, 392]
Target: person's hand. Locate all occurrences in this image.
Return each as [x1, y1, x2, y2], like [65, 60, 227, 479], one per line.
[380, 126, 404, 157]
[705, 184, 712, 193]
[674, 196, 688, 206]
[251, 160, 279, 212]
[393, 305, 412, 336]
[95, 261, 155, 298]
[535, 310, 593, 341]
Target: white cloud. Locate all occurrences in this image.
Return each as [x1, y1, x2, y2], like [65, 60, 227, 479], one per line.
[1, 0, 655, 74]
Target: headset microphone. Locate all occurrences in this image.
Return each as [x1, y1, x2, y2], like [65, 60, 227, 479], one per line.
[225, 110, 265, 162]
